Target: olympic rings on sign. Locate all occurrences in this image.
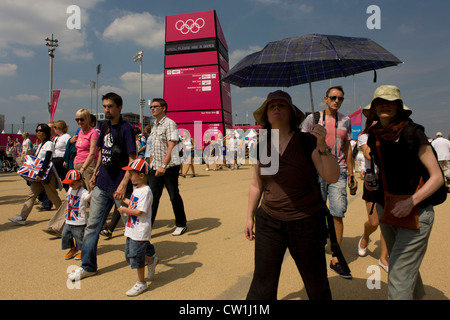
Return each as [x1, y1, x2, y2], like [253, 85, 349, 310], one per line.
[175, 18, 205, 34]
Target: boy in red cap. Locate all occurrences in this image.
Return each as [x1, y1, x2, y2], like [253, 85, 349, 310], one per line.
[61, 169, 91, 260]
[118, 158, 157, 297]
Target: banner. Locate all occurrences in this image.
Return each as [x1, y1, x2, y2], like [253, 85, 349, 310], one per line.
[348, 108, 362, 140]
[50, 90, 60, 121]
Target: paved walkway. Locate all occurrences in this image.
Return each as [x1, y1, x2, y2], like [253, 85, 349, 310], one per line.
[1, 166, 449, 300]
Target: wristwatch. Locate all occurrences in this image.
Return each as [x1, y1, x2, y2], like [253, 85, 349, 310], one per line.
[318, 146, 332, 156]
[161, 164, 167, 169]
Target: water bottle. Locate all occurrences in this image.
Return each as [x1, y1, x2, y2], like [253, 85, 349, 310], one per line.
[350, 176, 357, 195]
[365, 169, 379, 191]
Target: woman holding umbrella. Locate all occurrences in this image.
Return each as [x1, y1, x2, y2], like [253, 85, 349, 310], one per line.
[245, 90, 340, 300]
[365, 85, 444, 300]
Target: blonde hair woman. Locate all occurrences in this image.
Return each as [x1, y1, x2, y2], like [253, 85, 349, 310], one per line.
[73, 108, 99, 191]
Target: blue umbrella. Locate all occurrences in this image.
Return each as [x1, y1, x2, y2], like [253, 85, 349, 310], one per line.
[222, 34, 402, 114]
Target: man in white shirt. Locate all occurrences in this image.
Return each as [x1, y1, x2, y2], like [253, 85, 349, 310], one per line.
[431, 132, 450, 189]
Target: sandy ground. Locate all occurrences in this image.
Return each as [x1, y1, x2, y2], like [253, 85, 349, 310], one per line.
[0, 165, 449, 301]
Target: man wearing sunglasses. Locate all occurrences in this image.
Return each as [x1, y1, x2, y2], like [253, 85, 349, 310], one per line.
[301, 86, 356, 279]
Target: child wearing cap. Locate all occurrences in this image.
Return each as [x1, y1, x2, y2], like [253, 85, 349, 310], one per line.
[118, 158, 158, 297]
[61, 169, 91, 260]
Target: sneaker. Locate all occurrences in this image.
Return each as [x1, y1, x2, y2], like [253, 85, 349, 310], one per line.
[330, 262, 352, 279]
[357, 234, 368, 257]
[147, 256, 159, 280]
[64, 248, 79, 260]
[68, 267, 97, 281]
[75, 253, 81, 260]
[100, 229, 113, 238]
[8, 215, 26, 225]
[126, 282, 148, 297]
[172, 226, 187, 236]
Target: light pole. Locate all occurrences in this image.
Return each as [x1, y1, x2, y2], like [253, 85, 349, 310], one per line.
[90, 80, 96, 114]
[134, 50, 144, 131]
[45, 34, 58, 121]
[96, 64, 101, 118]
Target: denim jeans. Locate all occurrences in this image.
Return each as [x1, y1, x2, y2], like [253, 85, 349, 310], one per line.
[80, 186, 155, 272]
[61, 224, 85, 250]
[147, 165, 187, 227]
[318, 172, 348, 218]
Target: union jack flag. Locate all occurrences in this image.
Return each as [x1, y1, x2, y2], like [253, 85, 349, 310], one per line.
[17, 155, 52, 181]
[126, 195, 140, 229]
[66, 194, 81, 221]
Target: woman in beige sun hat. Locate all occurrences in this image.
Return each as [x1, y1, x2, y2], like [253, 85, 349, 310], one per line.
[245, 90, 340, 300]
[364, 85, 444, 300]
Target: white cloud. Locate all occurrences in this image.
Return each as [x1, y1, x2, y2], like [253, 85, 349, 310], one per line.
[120, 72, 164, 97]
[298, 4, 313, 13]
[0, 63, 17, 76]
[13, 94, 40, 102]
[243, 96, 265, 108]
[0, 0, 101, 61]
[102, 12, 165, 49]
[229, 46, 263, 67]
[12, 48, 35, 58]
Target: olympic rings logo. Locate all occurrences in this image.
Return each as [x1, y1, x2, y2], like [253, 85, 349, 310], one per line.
[175, 18, 205, 34]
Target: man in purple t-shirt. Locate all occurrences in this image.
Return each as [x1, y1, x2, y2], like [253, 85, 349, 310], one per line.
[68, 92, 144, 282]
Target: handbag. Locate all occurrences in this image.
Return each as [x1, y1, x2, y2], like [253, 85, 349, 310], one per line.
[375, 137, 421, 230]
[17, 155, 53, 182]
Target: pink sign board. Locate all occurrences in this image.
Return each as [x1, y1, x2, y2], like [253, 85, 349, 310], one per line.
[166, 10, 228, 50]
[164, 65, 222, 110]
[168, 110, 224, 124]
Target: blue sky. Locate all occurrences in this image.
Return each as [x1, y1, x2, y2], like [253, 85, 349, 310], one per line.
[1, 0, 449, 137]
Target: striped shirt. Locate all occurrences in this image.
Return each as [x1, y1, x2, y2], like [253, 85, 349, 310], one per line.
[149, 116, 180, 169]
[301, 111, 352, 172]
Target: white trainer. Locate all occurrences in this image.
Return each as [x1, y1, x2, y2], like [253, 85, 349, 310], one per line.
[68, 267, 97, 281]
[126, 281, 148, 297]
[8, 215, 26, 225]
[172, 226, 187, 236]
[147, 256, 159, 280]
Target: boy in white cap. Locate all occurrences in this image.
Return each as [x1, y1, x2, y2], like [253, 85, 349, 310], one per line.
[118, 158, 158, 297]
[61, 169, 91, 260]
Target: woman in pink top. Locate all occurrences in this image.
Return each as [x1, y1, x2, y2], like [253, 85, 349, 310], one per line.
[73, 108, 98, 191]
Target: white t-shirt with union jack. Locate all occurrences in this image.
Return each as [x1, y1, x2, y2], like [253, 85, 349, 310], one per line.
[124, 185, 153, 241]
[65, 187, 90, 226]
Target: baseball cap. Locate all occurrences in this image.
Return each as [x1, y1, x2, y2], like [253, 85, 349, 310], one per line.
[122, 158, 149, 175]
[62, 169, 82, 184]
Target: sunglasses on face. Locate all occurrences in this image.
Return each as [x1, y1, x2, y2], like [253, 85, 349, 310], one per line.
[328, 96, 344, 102]
[75, 118, 85, 122]
[36, 129, 44, 133]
